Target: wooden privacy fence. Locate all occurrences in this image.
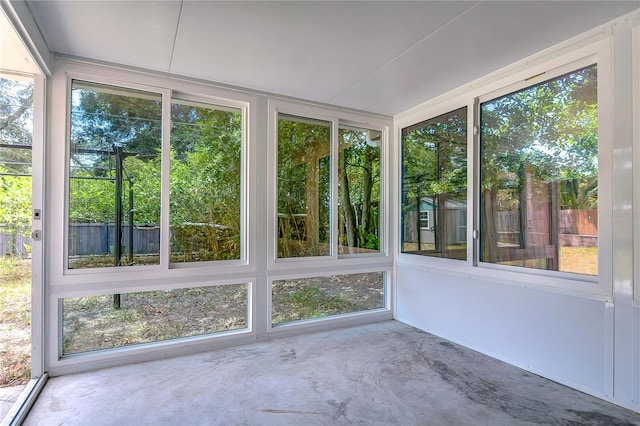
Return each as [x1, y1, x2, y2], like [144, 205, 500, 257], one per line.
[495, 209, 597, 247]
[559, 209, 597, 235]
[403, 209, 597, 246]
[0, 226, 31, 257]
[5, 210, 598, 257]
[68, 223, 160, 256]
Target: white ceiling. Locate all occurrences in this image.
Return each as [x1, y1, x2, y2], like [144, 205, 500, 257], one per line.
[24, 1, 640, 116]
[1, 7, 41, 75]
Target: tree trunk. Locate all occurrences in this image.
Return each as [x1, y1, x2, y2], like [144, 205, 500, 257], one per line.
[339, 155, 357, 249]
[305, 158, 319, 248]
[360, 149, 373, 245]
[113, 145, 123, 309]
[436, 194, 447, 252]
[518, 163, 529, 248]
[482, 187, 498, 262]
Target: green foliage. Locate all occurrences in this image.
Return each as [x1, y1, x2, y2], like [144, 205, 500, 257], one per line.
[68, 84, 245, 263]
[124, 155, 161, 224]
[479, 65, 599, 271]
[277, 116, 331, 257]
[339, 128, 381, 251]
[0, 78, 34, 256]
[68, 174, 114, 223]
[0, 169, 31, 228]
[70, 83, 162, 155]
[169, 104, 242, 261]
[68, 81, 163, 233]
[358, 227, 379, 250]
[401, 107, 467, 207]
[480, 65, 598, 205]
[64, 83, 386, 262]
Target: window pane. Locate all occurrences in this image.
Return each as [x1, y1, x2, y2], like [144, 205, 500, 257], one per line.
[277, 114, 331, 258]
[480, 64, 598, 276]
[272, 272, 385, 324]
[401, 107, 468, 260]
[62, 284, 248, 354]
[338, 128, 381, 254]
[68, 81, 162, 269]
[170, 100, 242, 263]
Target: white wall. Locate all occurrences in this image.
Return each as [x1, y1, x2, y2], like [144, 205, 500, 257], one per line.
[396, 265, 612, 397]
[394, 11, 640, 412]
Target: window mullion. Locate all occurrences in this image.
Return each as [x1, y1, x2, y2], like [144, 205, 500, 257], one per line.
[331, 119, 339, 258]
[160, 90, 172, 269]
[472, 97, 480, 267]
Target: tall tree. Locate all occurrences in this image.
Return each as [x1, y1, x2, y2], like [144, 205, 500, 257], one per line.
[0, 78, 33, 255]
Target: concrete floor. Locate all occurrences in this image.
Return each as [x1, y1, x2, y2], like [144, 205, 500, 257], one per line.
[0, 385, 23, 421]
[24, 321, 640, 425]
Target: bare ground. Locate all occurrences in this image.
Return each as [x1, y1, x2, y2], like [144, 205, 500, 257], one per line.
[0, 258, 31, 387]
[63, 271, 384, 353]
[2, 256, 385, 380]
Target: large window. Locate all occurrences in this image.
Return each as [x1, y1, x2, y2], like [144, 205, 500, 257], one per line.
[272, 272, 385, 325]
[272, 108, 389, 324]
[338, 127, 381, 254]
[68, 81, 162, 269]
[277, 114, 331, 258]
[63, 283, 248, 354]
[52, 65, 393, 373]
[69, 82, 246, 269]
[401, 107, 467, 260]
[170, 100, 242, 263]
[276, 113, 384, 259]
[480, 64, 598, 276]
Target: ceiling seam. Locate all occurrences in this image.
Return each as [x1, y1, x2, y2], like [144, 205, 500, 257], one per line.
[329, 0, 484, 104]
[168, 0, 184, 74]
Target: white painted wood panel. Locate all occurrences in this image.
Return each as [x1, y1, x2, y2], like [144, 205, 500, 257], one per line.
[396, 264, 609, 397]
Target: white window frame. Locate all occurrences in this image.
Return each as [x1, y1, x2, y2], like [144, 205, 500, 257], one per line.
[267, 99, 391, 271]
[634, 23, 640, 306]
[54, 72, 254, 284]
[395, 38, 613, 299]
[64, 76, 170, 274]
[166, 93, 249, 270]
[56, 279, 254, 358]
[266, 267, 393, 336]
[475, 57, 603, 283]
[47, 60, 392, 376]
[270, 107, 337, 263]
[47, 61, 259, 375]
[337, 121, 386, 259]
[396, 100, 475, 267]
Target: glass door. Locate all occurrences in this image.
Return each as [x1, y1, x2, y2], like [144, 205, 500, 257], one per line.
[0, 73, 35, 422]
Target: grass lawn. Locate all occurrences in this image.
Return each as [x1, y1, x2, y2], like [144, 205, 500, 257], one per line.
[560, 246, 598, 276]
[0, 257, 31, 387]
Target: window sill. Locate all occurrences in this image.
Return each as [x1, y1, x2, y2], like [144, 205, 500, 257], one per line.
[395, 254, 610, 303]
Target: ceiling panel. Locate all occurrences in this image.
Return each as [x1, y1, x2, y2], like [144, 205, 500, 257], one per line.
[334, 1, 640, 115]
[1, 8, 40, 75]
[23, 1, 640, 115]
[170, 1, 476, 103]
[27, 0, 182, 72]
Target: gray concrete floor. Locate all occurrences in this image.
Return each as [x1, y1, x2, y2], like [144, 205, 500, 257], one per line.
[24, 321, 640, 425]
[0, 385, 23, 421]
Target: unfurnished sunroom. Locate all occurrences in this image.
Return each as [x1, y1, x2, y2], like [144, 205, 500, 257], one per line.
[1, 0, 640, 424]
